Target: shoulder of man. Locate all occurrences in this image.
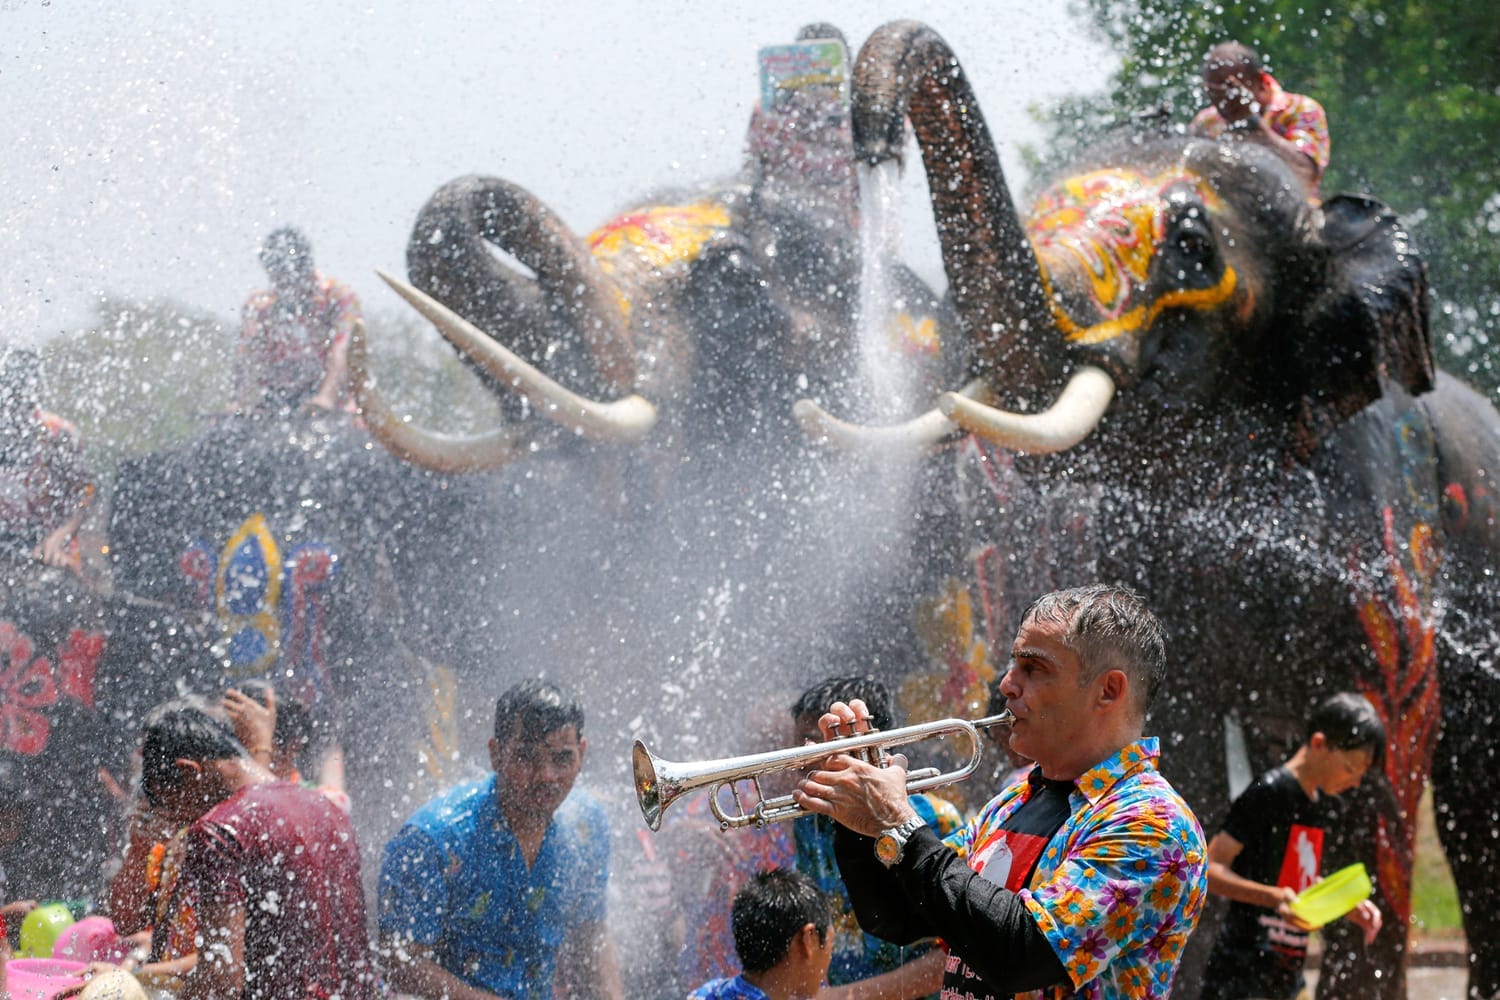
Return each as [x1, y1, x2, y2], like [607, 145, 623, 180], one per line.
[403, 775, 494, 840]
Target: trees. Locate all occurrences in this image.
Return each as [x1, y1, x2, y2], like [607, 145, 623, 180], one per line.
[1034, 0, 1500, 394]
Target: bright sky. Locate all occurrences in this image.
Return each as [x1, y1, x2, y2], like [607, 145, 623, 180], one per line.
[1, 1, 1115, 345]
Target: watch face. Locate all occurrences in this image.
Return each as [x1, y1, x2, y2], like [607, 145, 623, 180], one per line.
[875, 833, 901, 866]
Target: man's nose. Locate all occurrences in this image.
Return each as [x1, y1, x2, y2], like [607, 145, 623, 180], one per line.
[998, 667, 1022, 700]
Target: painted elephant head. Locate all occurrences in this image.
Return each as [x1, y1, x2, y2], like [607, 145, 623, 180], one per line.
[353, 25, 954, 477]
[799, 21, 1432, 464]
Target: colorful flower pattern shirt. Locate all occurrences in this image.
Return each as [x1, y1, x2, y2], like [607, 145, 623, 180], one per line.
[945, 739, 1207, 999]
[1191, 75, 1331, 179]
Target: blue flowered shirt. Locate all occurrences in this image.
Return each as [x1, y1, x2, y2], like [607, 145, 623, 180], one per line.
[688, 974, 771, 1000]
[378, 774, 610, 1000]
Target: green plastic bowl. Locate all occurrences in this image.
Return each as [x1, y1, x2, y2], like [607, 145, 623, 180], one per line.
[1287, 862, 1372, 928]
[17, 902, 76, 958]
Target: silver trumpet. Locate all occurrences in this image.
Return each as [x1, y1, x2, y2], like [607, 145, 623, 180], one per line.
[633, 709, 1015, 831]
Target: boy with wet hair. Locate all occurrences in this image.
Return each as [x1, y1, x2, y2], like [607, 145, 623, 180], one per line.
[1201, 691, 1386, 999]
[689, 868, 835, 1000]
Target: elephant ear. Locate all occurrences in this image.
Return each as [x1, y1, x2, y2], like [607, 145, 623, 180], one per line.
[1291, 195, 1434, 454]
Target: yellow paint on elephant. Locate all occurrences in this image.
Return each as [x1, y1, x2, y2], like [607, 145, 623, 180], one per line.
[1027, 167, 1238, 346]
[888, 313, 940, 358]
[900, 578, 993, 727]
[586, 201, 733, 273]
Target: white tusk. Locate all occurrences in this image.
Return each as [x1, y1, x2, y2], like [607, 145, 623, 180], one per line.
[377, 269, 657, 444]
[939, 365, 1114, 454]
[349, 319, 526, 473]
[794, 379, 992, 458]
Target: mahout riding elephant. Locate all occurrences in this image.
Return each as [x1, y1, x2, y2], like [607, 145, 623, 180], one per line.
[796, 20, 1500, 999]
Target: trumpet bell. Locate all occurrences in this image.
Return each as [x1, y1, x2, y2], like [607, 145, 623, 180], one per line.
[633, 740, 672, 831]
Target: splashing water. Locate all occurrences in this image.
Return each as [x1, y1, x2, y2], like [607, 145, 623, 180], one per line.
[855, 160, 913, 421]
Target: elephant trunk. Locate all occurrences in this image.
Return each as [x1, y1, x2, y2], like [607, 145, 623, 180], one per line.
[407, 175, 638, 396]
[852, 21, 1061, 406]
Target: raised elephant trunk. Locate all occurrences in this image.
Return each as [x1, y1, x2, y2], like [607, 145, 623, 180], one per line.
[797, 22, 1110, 456]
[852, 20, 1061, 403]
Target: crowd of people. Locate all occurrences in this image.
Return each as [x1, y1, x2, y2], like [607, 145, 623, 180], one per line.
[0, 584, 1388, 1000]
[0, 38, 1361, 1000]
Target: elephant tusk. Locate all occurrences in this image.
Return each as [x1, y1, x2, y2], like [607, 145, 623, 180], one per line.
[377, 269, 658, 444]
[349, 319, 527, 474]
[793, 379, 992, 458]
[938, 365, 1115, 454]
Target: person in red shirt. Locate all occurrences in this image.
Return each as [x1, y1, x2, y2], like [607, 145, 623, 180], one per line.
[136, 699, 375, 1000]
[235, 228, 361, 414]
[1190, 42, 1330, 196]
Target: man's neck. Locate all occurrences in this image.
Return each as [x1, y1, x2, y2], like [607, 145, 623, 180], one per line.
[498, 798, 555, 868]
[1284, 747, 1320, 800]
[1041, 721, 1143, 783]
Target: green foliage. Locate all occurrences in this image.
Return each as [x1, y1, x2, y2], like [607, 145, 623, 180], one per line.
[38, 297, 503, 483]
[40, 296, 235, 482]
[1032, 0, 1500, 394]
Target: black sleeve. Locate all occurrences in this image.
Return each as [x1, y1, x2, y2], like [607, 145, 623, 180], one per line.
[835, 825, 1068, 994]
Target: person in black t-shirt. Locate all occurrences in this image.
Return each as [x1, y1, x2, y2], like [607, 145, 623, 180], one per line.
[1201, 692, 1386, 1000]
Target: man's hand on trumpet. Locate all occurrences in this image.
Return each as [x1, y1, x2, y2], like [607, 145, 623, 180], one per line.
[792, 699, 921, 838]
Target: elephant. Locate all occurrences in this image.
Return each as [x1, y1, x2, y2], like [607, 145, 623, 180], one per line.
[795, 20, 1500, 999]
[347, 27, 967, 726]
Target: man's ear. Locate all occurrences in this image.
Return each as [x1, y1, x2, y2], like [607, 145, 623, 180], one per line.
[174, 757, 204, 782]
[1095, 669, 1129, 711]
[794, 921, 822, 960]
[1308, 732, 1328, 753]
[487, 737, 500, 773]
[576, 735, 588, 766]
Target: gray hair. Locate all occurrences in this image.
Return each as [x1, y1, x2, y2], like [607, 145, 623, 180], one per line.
[1022, 584, 1167, 714]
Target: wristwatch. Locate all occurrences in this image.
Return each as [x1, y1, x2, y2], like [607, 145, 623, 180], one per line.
[874, 815, 926, 868]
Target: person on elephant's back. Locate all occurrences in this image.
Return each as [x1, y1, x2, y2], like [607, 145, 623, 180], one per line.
[234, 226, 362, 415]
[1190, 41, 1330, 197]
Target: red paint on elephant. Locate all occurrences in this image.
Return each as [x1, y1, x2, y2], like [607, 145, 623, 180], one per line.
[0, 622, 58, 755]
[1351, 508, 1441, 925]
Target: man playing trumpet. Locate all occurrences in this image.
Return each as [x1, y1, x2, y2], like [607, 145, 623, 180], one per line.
[793, 585, 1207, 999]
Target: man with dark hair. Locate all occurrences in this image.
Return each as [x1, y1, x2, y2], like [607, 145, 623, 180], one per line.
[137, 699, 375, 1000]
[0, 346, 94, 571]
[689, 868, 835, 1000]
[795, 585, 1207, 999]
[1190, 41, 1330, 194]
[1200, 692, 1386, 999]
[379, 679, 622, 1000]
[235, 226, 361, 413]
[787, 675, 955, 997]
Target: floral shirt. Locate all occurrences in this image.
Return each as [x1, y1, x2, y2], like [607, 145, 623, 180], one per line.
[1191, 74, 1331, 179]
[238, 272, 361, 408]
[946, 739, 1207, 999]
